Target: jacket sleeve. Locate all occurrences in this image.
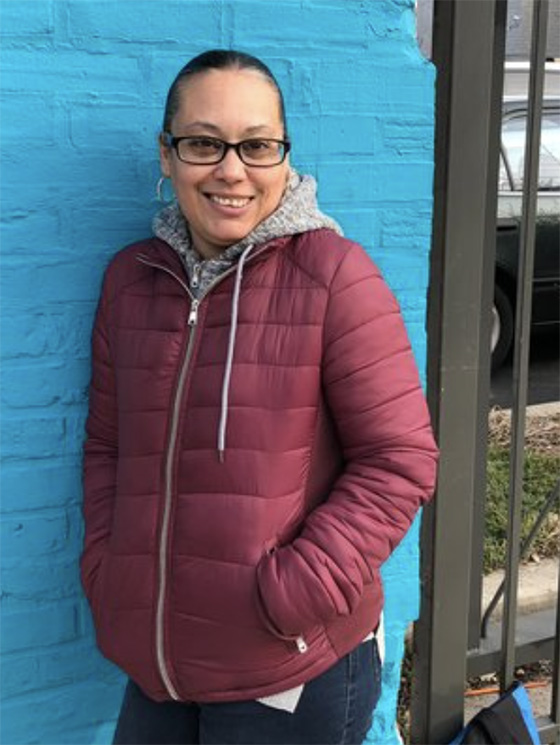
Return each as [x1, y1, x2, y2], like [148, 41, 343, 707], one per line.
[80, 272, 118, 604]
[256, 244, 439, 637]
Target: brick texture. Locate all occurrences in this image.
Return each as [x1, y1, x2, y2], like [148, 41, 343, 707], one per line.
[0, 1, 435, 742]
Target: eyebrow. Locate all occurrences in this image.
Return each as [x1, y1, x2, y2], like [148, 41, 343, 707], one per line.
[178, 121, 278, 136]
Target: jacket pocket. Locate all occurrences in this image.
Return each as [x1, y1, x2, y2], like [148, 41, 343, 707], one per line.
[255, 549, 311, 654]
[256, 594, 310, 654]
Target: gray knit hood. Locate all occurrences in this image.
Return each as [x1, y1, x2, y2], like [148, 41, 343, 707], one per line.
[151, 168, 342, 462]
[152, 168, 342, 297]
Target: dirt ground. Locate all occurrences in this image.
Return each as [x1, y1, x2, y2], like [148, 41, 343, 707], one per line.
[464, 678, 552, 723]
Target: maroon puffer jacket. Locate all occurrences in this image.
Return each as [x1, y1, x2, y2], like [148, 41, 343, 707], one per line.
[81, 228, 438, 703]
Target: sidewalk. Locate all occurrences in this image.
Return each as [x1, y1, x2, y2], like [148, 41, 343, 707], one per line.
[465, 557, 558, 721]
[482, 556, 558, 621]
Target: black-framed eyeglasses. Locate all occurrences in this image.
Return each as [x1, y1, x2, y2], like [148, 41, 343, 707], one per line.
[162, 133, 291, 168]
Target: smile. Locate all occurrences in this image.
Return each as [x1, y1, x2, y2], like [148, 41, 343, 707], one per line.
[208, 195, 253, 208]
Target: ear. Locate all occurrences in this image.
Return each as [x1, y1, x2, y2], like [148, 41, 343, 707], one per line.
[159, 133, 172, 178]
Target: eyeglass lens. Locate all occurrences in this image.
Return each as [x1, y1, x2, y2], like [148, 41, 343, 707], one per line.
[177, 137, 287, 166]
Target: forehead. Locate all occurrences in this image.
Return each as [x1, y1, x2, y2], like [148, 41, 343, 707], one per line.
[172, 68, 283, 133]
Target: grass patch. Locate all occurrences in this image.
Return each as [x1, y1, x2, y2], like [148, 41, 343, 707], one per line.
[484, 445, 559, 574]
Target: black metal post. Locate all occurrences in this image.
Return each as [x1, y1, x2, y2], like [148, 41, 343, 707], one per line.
[468, 0, 508, 653]
[552, 563, 560, 730]
[535, 564, 560, 743]
[411, 1, 508, 741]
[500, 0, 549, 691]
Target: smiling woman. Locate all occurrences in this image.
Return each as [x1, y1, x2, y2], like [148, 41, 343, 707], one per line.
[158, 61, 291, 257]
[80, 49, 438, 745]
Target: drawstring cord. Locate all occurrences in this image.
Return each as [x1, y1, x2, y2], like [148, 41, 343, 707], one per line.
[217, 243, 254, 462]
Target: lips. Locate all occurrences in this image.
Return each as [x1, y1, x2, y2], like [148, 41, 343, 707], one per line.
[208, 194, 253, 208]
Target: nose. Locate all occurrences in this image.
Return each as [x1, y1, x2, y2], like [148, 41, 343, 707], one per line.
[214, 146, 246, 181]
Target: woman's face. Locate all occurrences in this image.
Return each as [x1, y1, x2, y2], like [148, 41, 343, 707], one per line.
[160, 68, 289, 259]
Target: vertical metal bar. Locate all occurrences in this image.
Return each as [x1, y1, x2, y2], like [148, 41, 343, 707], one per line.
[500, 0, 549, 691]
[468, 0, 508, 652]
[411, 1, 507, 741]
[552, 562, 560, 727]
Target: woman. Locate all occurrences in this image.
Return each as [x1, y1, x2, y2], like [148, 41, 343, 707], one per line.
[81, 49, 438, 745]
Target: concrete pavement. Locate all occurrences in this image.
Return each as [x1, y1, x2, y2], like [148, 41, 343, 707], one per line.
[482, 556, 558, 621]
[465, 557, 558, 722]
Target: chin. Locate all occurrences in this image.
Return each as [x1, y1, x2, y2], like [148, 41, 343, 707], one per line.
[215, 228, 255, 246]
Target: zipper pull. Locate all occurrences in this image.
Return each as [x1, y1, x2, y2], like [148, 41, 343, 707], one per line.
[191, 262, 201, 290]
[295, 636, 308, 654]
[188, 299, 199, 326]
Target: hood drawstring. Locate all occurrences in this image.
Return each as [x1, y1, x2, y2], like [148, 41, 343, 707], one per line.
[217, 243, 254, 462]
[153, 170, 343, 464]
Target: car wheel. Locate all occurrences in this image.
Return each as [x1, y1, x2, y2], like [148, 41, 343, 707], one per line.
[491, 284, 514, 371]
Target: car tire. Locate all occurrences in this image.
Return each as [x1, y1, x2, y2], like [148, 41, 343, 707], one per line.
[492, 284, 514, 371]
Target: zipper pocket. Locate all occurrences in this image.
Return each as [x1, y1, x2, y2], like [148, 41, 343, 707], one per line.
[255, 569, 309, 653]
[295, 636, 308, 653]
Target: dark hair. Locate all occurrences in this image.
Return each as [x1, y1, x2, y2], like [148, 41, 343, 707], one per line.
[162, 49, 288, 136]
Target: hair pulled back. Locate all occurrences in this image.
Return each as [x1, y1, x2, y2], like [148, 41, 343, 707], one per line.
[162, 49, 288, 136]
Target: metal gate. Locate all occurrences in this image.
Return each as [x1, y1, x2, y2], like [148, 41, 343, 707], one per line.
[411, 1, 559, 742]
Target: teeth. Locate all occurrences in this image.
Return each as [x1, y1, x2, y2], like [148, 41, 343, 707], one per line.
[210, 195, 250, 208]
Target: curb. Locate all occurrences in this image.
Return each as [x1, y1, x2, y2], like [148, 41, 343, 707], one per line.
[482, 557, 559, 621]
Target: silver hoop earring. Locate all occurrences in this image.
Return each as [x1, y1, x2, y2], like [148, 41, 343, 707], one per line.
[156, 176, 174, 204]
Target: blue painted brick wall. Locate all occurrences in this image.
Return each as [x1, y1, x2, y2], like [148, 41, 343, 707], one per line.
[0, 2, 435, 742]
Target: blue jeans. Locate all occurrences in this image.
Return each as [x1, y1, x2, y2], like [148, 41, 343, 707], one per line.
[113, 638, 382, 744]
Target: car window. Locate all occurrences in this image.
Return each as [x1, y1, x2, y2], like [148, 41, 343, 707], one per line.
[498, 153, 512, 191]
[540, 112, 560, 189]
[501, 109, 560, 191]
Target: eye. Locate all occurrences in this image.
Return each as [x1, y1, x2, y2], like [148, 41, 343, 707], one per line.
[241, 139, 273, 153]
[186, 137, 223, 154]
[240, 139, 283, 163]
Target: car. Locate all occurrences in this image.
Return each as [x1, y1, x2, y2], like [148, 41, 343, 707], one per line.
[492, 64, 560, 370]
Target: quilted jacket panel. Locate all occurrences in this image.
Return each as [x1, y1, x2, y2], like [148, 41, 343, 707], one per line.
[81, 229, 438, 702]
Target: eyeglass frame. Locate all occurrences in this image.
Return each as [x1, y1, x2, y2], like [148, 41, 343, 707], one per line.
[161, 132, 291, 168]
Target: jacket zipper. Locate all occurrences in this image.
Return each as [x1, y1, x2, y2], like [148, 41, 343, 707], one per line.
[154, 299, 199, 700]
[191, 262, 201, 289]
[135, 245, 275, 699]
